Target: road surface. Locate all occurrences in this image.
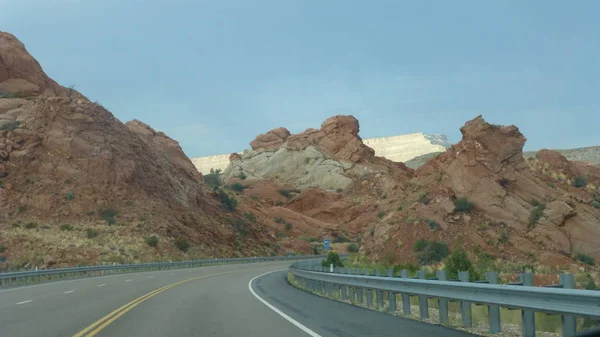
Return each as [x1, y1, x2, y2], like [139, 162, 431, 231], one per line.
[0, 260, 477, 337]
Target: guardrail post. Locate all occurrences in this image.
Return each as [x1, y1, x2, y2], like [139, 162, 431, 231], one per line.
[417, 270, 429, 319]
[436, 270, 449, 324]
[375, 269, 384, 309]
[364, 269, 373, 307]
[560, 273, 576, 337]
[400, 270, 411, 316]
[486, 271, 501, 333]
[521, 272, 535, 337]
[459, 271, 472, 327]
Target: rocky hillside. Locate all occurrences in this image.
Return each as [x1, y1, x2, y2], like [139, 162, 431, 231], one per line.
[223, 114, 600, 273]
[0, 32, 277, 270]
[524, 146, 600, 166]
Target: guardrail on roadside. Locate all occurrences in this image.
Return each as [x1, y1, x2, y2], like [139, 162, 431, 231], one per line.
[0, 254, 326, 288]
[288, 260, 600, 337]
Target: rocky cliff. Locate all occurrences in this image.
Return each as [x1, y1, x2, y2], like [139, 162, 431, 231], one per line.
[0, 32, 274, 270]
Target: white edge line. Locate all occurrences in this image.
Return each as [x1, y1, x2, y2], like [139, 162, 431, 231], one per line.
[63, 290, 74, 294]
[97, 284, 106, 287]
[125, 279, 132, 282]
[16, 300, 32, 305]
[248, 270, 322, 337]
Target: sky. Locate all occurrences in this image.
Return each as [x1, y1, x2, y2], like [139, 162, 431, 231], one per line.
[1, 0, 599, 158]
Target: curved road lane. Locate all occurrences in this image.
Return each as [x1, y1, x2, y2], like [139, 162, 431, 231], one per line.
[0, 261, 478, 337]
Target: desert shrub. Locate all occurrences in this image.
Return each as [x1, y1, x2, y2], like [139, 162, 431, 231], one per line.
[60, 224, 74, 231]
[275, 201, 284, 206]
[498, 177, 511, 189]
[17, 206, 25, 213]
[125, 200, 134, 207]
[393, 263, 420, 275]
[99, 206, 118, 225]
[145, 235, 159, 247]
[238, 172, 247, 180]
[413, 239, 449, 265]
[174, 238, 191, 252]
[284, 222, 293, 230]
[65, 191, 74, 200]
[498, 229, 509, 243]
[454, 197, 474, 213]
[65, 178, 72, 184]
[573, 176, 587, 188]
[397, 205, 403, 211]
[138, 215, 147, 222]
[86, 228, 99, 239]
[528, 200, 546, 228]
[276, 231, 286, 238]
[445, 247, 479, 281]
[347, 243, 359, 253]
[593, 201, 600, 209]
[278, 189, 293, 199]
[427, 219, 440, 230]
[333, 236, 350, 243]
[11, 222, 20, 228]
[413, 239, 427, 252]
[0, 121, 20, 131]
[378, 211, 385, 218]
[40, 225, 50, 230]
[418, 191, 430, 205]
[576, 253, 596, 266]
[336, 188, 343, 193]
[0, 244, 5, 253]
[217, 190, 237, 211]
[229, 182, 247, 192]
[274, 216, 285, 224]
[233, 219, 250, 237]
[321, 251, 344, 267]
[25, 222, 38, 229]
[244, 212, 256, 223]
[313, 246, 319, 255]
[203, 168, 222, 189]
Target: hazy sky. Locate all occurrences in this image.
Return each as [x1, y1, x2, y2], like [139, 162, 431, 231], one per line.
[2, 0, 598, 157]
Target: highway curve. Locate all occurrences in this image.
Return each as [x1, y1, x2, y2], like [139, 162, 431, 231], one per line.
[0, 260, 477, 337]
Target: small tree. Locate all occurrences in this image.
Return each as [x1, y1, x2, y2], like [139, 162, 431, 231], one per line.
[203, 168, 223, 189]
[175, 238, 191, 252]
[347, 243, 359, 253]
[321, 251, 344, 267]
[445, 247, 479, 281]
[145, 235, 159, 248]
[573, 176, 587, 188]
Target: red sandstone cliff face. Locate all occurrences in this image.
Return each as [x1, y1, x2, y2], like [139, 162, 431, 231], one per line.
[0, 32, 274, 269]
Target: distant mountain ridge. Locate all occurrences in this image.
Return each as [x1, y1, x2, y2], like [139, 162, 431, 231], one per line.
[523, 146, 600, 165]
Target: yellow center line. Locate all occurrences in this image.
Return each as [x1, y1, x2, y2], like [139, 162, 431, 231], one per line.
[71, 271, 232, 337]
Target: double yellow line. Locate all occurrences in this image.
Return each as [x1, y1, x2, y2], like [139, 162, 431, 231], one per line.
[72, 271, 232, 337]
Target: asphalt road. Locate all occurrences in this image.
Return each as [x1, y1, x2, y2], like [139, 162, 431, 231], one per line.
[0, 261, 478, 337]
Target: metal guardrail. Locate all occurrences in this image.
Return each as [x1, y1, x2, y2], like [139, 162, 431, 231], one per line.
[0, 254, 326, 288]
[289, 260, 600, 337]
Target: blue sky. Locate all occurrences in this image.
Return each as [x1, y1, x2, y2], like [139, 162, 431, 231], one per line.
[2, 0, 598, 157]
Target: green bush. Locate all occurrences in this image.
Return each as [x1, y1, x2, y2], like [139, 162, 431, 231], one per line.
[60, 224, 74, 231]
[11, 222, 21, 228]
[217, 190, 238, 211]
[321, 251, 344, 267]
[278, 189, 293, 199]
[576, 253, 596, 266]
[498, 229, 509, 243]
[65, 178, 72, 184]
[276, 231, 286, 238]
[0, 244, 5, 253]
[347, 243, 359, 253]
[393, 263, 420, 275]
[238, 172, 247, 180]
[413, 239, 427, 252]
[274, 217, 285, 224]
[275, 201, 284, 206]
[573, 176, 587, 188]
[25, 222, 38, 229]
[145, 235, 159, 248]
[378, 211, 385, 219]
[427, 219, 440, 230]
[233, 219, 250, 237]
[244, 212, 256, 223]
[445, 247, 479, 281]
[333, 236, 350, 243]
[592, 201, 600, 209]
[203, 168, 223, 189]
[86, 228, 99, 239]
[313, 246, 319, 255]
[138, 215, 147, 222]
[418, 191, 430, 205]
[412, 239, 449, 265]
[17, 206, 25, 213]
[229, 183, 247, 192]
[65, 191, 74, 200]
[453, 197, 474, 213]
[174, 238, 191, 252]
[284, 222, 293, 230]
[99, 206, 118, 225]
[528, 200, 546, 228]
[0, 121, 20, 131]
